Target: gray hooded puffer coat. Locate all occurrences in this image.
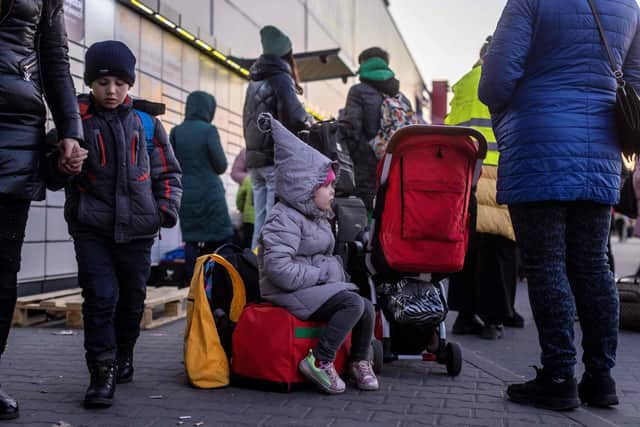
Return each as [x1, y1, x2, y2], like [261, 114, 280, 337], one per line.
[257, 114, 357, 320]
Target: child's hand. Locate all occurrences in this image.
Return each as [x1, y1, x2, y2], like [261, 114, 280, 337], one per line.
[58, 144, 88, 175]
[58, 138, 87, 175]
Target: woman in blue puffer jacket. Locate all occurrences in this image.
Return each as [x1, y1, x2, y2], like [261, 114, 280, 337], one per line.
[479, 0, 640, 411]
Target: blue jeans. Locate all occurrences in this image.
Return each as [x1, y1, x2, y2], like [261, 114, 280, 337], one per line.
[250, 166, 276, 249]
[74, 234, 153, 362]
[509, 201, 618, 378]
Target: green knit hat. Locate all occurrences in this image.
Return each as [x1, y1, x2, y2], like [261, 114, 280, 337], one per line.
[260, 25, 292, 57]
[357, 57, 395, 81]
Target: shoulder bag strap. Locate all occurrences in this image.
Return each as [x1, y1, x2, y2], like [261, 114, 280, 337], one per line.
[587, 0, 624, 84]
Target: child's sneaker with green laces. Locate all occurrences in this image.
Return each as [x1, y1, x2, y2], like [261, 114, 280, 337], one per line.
[298, 350, 345, 394]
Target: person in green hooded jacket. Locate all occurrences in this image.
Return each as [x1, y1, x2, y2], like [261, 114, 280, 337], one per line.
[170, 91, 232, 279]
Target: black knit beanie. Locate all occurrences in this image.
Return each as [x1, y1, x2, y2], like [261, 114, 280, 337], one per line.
[84, 40, 136, 86]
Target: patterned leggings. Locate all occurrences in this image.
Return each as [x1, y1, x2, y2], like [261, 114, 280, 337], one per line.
[509, 201, 618, 378]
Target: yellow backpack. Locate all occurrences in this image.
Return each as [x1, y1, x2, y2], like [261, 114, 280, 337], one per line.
[184, 253, 246, 388]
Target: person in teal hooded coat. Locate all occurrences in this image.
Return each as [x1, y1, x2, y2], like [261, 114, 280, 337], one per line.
[170, 91, 232, 279]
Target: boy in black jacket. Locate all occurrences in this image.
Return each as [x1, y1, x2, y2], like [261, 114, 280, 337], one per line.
[54, 41, 182, 408]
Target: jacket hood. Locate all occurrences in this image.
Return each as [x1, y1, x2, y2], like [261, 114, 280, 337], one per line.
[185, 91, 216, 122]
[360, 77, 400, 96]
[249, 55, 292, 81]
[257, 113, 334, 219]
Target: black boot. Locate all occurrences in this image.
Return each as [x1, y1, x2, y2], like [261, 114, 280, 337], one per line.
[452, 313, 484, 335]
[0, 386, 18, 420]
[506, 367, 580, 411]
[116, 344, 134, 384]
[480, 324, 504, 340]
[84, 360, 116, 408]
[579, 371, 619, 407]
[504, 311, 525, 328]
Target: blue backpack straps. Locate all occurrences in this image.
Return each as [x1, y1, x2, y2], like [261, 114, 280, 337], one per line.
[134, 109, 156, 155]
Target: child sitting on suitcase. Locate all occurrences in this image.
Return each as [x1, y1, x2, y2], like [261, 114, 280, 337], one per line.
[60, 41, 182, 408]
[258, 114, 378, 394]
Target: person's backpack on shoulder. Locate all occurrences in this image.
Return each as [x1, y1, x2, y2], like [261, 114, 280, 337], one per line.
[370, 94, 423, 159]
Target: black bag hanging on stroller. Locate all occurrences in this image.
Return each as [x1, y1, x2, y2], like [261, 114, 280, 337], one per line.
[378, 277, 448, 327]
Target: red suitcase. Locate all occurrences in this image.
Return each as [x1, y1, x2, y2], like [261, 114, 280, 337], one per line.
[231, 304, 351, 391]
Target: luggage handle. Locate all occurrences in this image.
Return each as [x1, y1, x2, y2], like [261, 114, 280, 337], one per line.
[386, 125, 488, 160]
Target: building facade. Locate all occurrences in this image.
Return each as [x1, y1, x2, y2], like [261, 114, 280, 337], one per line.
[19, 0, 426, 293]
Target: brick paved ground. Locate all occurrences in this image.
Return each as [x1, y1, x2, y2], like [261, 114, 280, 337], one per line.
[0, 240, 636, 427]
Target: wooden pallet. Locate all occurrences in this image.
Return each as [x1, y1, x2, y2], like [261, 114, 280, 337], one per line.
[12, 288, 82, 327]
[12, 286, 189, 330]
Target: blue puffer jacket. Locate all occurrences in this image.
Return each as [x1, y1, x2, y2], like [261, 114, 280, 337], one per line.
[479, 0, 640, 206]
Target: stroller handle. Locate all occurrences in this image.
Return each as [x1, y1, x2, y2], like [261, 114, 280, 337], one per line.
[387, 125, 488, 160]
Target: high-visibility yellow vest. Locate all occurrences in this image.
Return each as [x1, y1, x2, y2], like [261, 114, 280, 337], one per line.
[445, 65, 498, 166]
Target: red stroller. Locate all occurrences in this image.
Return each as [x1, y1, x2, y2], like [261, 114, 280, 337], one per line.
[362, 124, 487, 376]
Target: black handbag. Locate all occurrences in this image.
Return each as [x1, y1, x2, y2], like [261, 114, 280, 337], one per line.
[615, 174, 638, 219]
[588, 0, 640, 161]
[377, 277, 447, 327]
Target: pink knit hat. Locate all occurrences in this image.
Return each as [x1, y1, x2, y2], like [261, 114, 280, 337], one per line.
[322, 167, 336, 187]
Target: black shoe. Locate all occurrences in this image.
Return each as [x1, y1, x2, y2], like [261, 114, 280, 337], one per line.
[0, 386, 18, 420]
[504, 312, 525, 328]
[480, 324, 504, 340]
[579, 371, 619, 407]
[506, 367, 580, 411]
[452, 313, 484, 335]
[84, 360, 116, 408]
[116, 345, 134, 384]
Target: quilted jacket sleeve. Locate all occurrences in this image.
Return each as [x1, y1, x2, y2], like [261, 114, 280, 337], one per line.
[150, 118, 183, 227]
[478, 0, 535, 112]
[206, 126, 228, 175]
[342, 85, 364, 154]
[623, 12, 640, 94]
[272, 73, 308, 135]
[261, 210, 323, 292]
[39, 2, 83, 143]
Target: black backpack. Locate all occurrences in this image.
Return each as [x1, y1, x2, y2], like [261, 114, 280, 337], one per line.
[305, 120, 356, 196]
[206, 244, 261, 358]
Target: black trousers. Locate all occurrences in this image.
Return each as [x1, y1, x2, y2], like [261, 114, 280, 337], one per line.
[448, 195, 518, 323]
[448, 194, 478, 314]
[74, 234, 153, 362]
[0, 194, 31, 356]
[475, 233, 518, 323]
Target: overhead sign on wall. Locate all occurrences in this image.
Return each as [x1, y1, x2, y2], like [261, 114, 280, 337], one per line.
[64, 0, 85, 43]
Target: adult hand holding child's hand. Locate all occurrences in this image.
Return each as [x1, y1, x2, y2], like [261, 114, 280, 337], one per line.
[58, 138, 88, 175]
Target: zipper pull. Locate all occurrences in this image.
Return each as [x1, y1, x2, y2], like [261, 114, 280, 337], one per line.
[22, 60, 36, 81]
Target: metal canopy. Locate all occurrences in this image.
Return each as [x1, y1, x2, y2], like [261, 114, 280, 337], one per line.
[229, 48, 355, 83]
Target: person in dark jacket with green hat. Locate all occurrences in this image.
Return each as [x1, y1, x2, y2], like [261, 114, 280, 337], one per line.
[243, 25, 308, 249]
[342, 47, 411, 211]
[171, 91, 232, 279]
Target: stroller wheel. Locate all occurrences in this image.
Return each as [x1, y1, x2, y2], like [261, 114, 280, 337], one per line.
[370, 339, 384, 374]
[445, 342, 462, 377]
